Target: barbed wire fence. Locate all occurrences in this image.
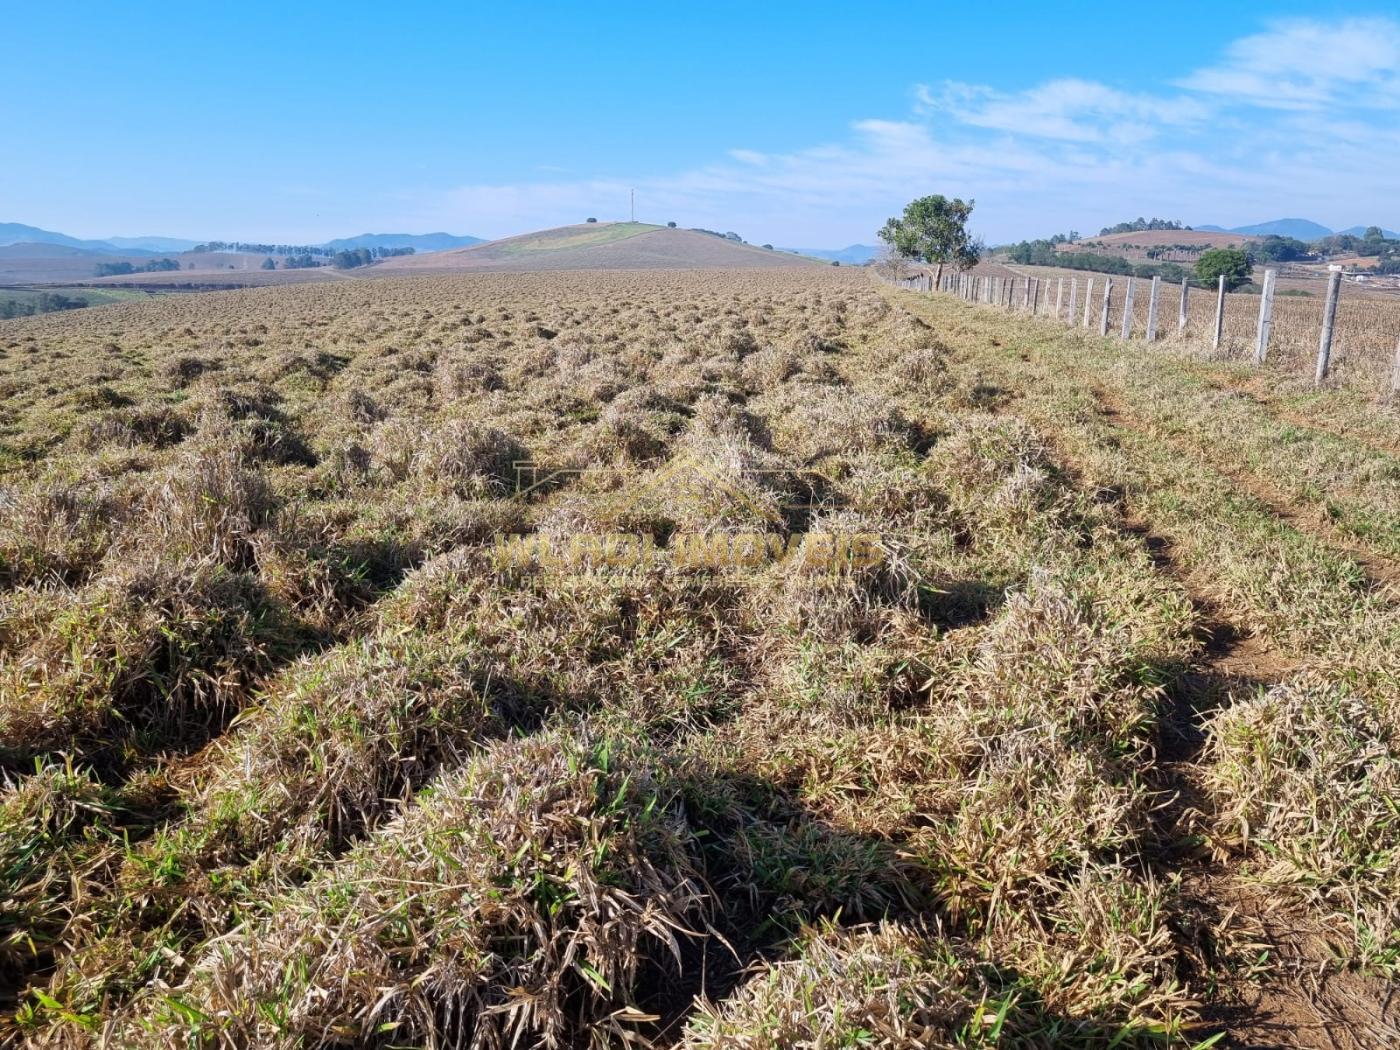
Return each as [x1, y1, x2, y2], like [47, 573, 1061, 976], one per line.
[878, 262, 1400, 398]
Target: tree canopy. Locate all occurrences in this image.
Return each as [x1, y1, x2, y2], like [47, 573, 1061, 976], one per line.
[1194, 247, 1252, 290]
[878, 195, 980, 268]
[1251, 236, 1310, 263]
[1099, 217, 1188, 236]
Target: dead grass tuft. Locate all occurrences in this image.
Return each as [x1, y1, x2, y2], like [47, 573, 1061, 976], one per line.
[127, 732, 708, 1049]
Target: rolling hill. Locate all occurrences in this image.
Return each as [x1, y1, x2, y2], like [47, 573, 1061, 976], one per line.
[104, 235, 203, 252]
[378, 222, 820, 273]
[1194, 219, 1396, 240]
[0, 223, 134, 253]
[1061, 230, 1258, 263]
[1, 222, 484, 258]
[1228, 218, 1333, 239]
[1078, 230, 1257, 248]
[1338, 225, 1399, 240]
[0, 243, 186, 283]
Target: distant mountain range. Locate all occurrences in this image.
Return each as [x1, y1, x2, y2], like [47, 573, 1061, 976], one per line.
[1194, 218, 1397, 240]
[0, 223, 167, 255]
[0, 222, 483, 256]
[783, 244, 880, 264]
[104, 235, 203, 252]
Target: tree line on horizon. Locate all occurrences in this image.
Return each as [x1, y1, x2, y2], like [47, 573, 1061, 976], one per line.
[94, 258, 181, 277]
[259, 246, 416, 271]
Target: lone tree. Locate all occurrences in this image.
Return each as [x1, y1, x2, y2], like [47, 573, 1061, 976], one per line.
[878, 195, 980, 268]
[1195, 247, 1252, 290]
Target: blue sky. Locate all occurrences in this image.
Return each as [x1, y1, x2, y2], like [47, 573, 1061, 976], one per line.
[4, 2, 1398, 245]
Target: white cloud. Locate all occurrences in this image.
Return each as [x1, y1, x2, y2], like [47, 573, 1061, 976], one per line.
[1177, 17, 1400, 109]
[918, 78, 1208, 142]
[423, 16, 1400, 245]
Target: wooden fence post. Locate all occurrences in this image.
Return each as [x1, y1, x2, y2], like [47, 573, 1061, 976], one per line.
[1254, 268, 1277, 364]
[1032, 278, 1041, 315]
[1314, 268, 1342, 386]
[1067, 279, 1078, 326]
[1120, 278, 1135, 340]
[1146, 276, 1161, 342]
[1392, 336, 1400, 397]
[1099, 278, 1112, 336]
[1082, 278, 1094, 328]
[1178, 278, 1189, 334]
[1055, 279, 1064, 320]
[1212, 275, 1225, 351]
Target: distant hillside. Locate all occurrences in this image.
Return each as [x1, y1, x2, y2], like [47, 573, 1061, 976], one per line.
[785, 244, 879, 264]
[0, 222, 119, 252]
[1081, 230, 1257, 247]
[379, 222, 818, 274]
[1191, 220, 1396, 241]
[0, 243, 185, 283]
[105, 235, 202, 252]
[2, 222, 485, 258]
[0, 242, 108, 259]
[1228, 218, 1333, 239]
[322, 232, 484, 252]
[1337, 225, 1399, 240]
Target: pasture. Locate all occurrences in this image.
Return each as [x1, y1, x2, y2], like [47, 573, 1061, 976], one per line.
[0, 267, 1396, 1047]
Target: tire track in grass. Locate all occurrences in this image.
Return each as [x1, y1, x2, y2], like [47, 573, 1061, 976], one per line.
[1057, 377, 1394, 1050]
[1198, 370, 1400, 461]
[881, 285, 1395, 1049]
[1091, 384, 1400, 594]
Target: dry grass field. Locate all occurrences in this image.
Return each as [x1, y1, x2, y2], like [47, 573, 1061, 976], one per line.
[1, 266, 1397, 1047]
